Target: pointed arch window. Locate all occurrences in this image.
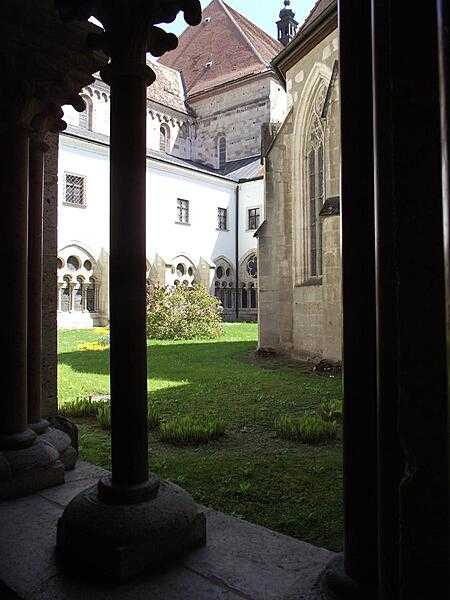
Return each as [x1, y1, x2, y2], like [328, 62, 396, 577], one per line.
[306, 113, 325, 278]
[218, 136, 227, 169]
[79, 95, 93, 131]
[160, 125, 170, 153]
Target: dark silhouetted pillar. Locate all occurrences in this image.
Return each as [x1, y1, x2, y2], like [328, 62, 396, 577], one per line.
[28, 136, 49, 435]
[373, 1, 449, 598]
[321, 1, 378, 597]
[0, 122, 36, 451]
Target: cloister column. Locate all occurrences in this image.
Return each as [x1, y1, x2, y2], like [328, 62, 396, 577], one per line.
[321, 1, 378, 597]
[0, 117, 37, 451]
[28, 134, 50, 434]
[57, 1, 206, 582]
[372, 1, 449, 598]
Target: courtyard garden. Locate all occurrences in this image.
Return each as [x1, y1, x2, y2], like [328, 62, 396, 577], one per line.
[58, 323, 343, 551]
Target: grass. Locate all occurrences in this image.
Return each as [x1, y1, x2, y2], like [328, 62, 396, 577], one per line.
[58, 323, 343, 551]
[275, 414, 338, 444]
[159, 415, 226, 446]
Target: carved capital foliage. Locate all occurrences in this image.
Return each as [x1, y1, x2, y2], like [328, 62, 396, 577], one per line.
[0, 0, 107, 130]
[57, 1, 202, 84]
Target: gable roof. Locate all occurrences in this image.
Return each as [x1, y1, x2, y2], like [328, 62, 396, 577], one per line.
[147, 61, 188, 114]
[159, 0, 282, 99]
[298, 0, 335, 37]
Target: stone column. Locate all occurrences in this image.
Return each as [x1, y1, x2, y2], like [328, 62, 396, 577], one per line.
[27, 135, 50, 434]
[0, 120, 36, 451]
[372, 2, 449, 598]
[57, 1, 206, 582]
[321, 1, 378, 597]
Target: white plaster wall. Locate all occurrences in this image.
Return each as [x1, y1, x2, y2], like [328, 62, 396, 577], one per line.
[58, 136, 237, 276]
[238, 179, 264, 261]
[269, 79, 288, 124]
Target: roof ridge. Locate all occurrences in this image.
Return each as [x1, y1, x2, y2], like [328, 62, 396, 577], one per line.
[219, 0, 270, 67]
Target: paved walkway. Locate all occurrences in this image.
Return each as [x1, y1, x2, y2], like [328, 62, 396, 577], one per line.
[0, 462, 334, 599]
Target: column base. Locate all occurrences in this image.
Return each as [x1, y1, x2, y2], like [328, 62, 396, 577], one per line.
[57, 479, 207, 583]
[0, 428, 37, 450]
[320, 555, 378, 600]
[0, 436, 64, 500]
[40, 427, 78, 471]
[30, 418, 50, 435]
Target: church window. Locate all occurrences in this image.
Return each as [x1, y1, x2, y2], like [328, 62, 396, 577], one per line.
[79, 95, 93, 130]
[241, 284, 248, 309]
[217, 207, 227, 230]
[248, 207, 260, 230]
[160, 125, 170, 152]
[176, 198, 189, 224]
[57, 258, 63, 270]
[61, 277, 71, 312]
[213, 258, 234, 310]
[307, 114, 325, 277]
[246, 254, 258, 279]
[170, 256, 196, 288]
[74, 277, 84, 311]
[218, 136, 227, 168]
[64, 173, 86, 207]
[84, 260, 92, 271]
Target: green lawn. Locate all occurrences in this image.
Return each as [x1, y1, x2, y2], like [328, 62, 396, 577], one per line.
[58, 323, 343, 551]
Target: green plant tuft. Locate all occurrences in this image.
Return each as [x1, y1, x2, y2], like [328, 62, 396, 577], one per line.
[146, 283, 223, 340]
[159, 415, 225, 446]
[275, 414, 338, 445]
[147, 403, 161, 430]
[96, 402, 111, 430]
[318, 399, 343, 423]
[58, 396, 100, 418]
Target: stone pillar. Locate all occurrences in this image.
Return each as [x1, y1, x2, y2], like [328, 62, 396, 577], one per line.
[321, 1, 378, 597]
[57, 1, 206, 582]
[373, 2, 449, 598]
[0, 121, 37, 451]
[28, 136, 50, 434]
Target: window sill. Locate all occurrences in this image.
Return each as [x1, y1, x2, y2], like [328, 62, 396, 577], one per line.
[296, 277, 323, 288]
[62, 202, 87, 209]
[175, 221, 191, 226]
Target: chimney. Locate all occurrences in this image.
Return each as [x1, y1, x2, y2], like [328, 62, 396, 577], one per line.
[276, 1, 298, 47]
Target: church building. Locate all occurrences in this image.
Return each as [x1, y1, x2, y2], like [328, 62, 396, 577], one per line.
[57, 0, 287, 328]
[257, 0, 342, 363]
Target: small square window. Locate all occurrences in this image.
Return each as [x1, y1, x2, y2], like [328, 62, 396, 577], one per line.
[217, 207, 227, 230]
[248, 207, 260, 230]
[177, 198, 189, 224]
[65, 173, 86, 207]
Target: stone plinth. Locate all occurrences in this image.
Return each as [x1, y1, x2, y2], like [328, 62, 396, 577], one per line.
[0, 461, 335, 600]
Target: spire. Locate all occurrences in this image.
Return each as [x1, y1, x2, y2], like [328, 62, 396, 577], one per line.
[277, 0, 298, 47]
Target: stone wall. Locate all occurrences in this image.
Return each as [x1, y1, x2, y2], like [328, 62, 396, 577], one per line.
[42, 133, 59, 416]
[191, 74, 283, 168]
[258, 29, 342, 363]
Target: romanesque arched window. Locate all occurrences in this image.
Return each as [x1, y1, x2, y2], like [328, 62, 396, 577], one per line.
[305, 83, 326, 278]
[79, 94, 93, 131]
[218, 136, 227, 169]
[57, 249, 99, 315]
[213, 258, 234, 310]
[160, 124, 170, 153]
[239, 252, 258, 311]
[169, 256, 196, 288]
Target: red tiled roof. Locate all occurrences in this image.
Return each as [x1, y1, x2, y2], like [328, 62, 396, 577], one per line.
[159, 0, 282, 98]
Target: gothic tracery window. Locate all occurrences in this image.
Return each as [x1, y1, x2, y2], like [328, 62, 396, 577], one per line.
[57, 250, 99, 315]
[239, 252, 258, 311]
[305, 88, 326, 278]
[160, 124, 170, 153]
[79, 94, 93, 131]
[213, 258, 234, 310]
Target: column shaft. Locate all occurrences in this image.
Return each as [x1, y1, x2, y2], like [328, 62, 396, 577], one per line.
[372, 1, 449, 597]
[28, 139, 48, 433]
[109, 56, 149, 489]
[338, 0, 378, 585]
[0, 125, 36, 449]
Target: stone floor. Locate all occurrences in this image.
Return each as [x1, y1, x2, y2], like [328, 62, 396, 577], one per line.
[0, 461, 335, 600]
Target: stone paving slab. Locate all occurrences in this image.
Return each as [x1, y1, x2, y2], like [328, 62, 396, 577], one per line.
[0, 461, 334, 600]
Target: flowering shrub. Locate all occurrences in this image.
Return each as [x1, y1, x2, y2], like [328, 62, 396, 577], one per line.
[146, 283, 223, 340]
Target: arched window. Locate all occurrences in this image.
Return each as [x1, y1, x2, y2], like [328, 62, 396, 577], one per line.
[57, 248, 99, 317]
[160, 125, 170, 153]
[169, 256, 196, 288]
[218, 136, 227, 169]
[213, 258, 234, 310]
[304, 82, 326, 279]
[86, 278, 96, 313]
[61, 277, 71, 312]
[74, 277, 84, 311]
[79, 94, 93, 131]
[238, 252, 258, 312]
